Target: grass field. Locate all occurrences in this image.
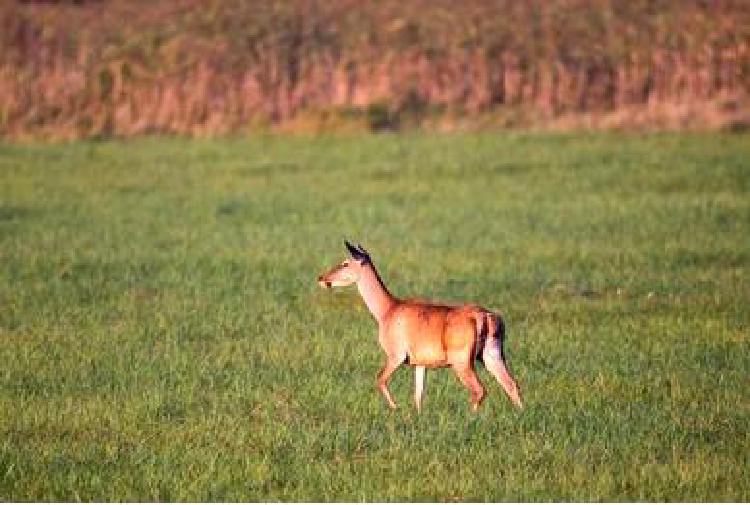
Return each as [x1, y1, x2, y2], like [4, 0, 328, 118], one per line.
[0, 132, 748, 501]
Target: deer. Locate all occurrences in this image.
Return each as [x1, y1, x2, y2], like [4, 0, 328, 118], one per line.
[317, 241, 523, 412]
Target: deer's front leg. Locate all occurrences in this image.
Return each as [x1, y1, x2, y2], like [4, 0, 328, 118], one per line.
[377, 356, 402, 409]
[414, 365, 426, 412]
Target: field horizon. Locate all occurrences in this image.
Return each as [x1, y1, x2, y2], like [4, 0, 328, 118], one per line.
[0, 131, 748, 500]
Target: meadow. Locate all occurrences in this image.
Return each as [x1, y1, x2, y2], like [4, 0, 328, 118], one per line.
[0, 132, 748, 501]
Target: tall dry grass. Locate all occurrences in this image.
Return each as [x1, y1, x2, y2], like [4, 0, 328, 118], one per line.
[1, 0, 749, 139]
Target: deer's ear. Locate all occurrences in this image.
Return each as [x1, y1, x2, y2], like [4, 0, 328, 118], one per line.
[356, 243, 370, 257]
[344, 240, 369, 262]
[345, 240, 362, 259]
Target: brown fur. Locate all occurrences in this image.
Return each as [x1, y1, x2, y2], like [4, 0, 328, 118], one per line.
[318, 246, 522, 411]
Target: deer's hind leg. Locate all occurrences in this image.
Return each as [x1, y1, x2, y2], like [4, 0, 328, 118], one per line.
[483, 343, 522, 409]
[453, 363, 486, 411]
[482, 315, 523, 409]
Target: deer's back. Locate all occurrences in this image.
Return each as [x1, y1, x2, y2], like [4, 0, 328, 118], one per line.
[383, 299, 482, 367]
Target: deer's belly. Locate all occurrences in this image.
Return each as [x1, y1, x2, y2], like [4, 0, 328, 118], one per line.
[406, 338, 448, 367]
[392, 312, 448, 366]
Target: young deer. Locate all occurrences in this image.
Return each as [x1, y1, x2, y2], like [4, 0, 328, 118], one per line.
[317, 241, 523, 412]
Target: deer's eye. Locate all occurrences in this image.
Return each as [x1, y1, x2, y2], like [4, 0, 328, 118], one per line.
[342, 261, 349, 267]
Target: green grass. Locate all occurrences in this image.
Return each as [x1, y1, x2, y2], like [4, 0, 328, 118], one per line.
[0, 132, 748, 501]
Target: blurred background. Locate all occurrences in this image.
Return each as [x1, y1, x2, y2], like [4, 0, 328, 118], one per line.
[2, 0, 749, 141]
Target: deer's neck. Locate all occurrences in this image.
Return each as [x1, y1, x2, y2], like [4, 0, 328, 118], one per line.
[356, 263, 396, 323]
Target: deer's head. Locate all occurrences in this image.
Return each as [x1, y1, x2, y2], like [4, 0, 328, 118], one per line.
[317, 241, 371, 288]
